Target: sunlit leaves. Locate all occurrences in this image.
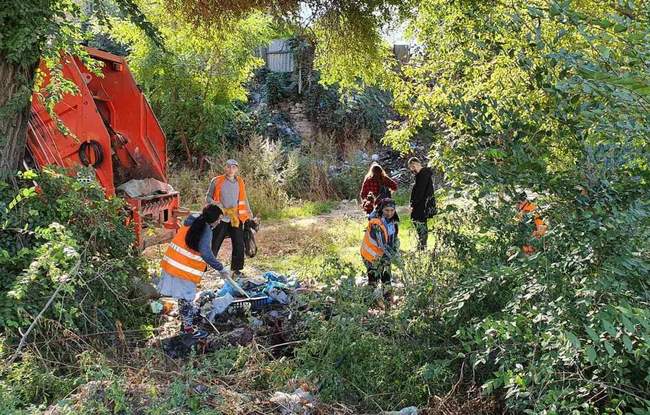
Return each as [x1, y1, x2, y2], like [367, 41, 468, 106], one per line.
[109, 2, 276, 155]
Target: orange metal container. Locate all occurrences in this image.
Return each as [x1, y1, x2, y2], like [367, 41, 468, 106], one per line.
[26, 48, 181, 248]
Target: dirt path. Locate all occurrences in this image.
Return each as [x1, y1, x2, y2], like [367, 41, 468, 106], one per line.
[254, 200, 364, 253]
[144, 200, 410, 269]
[143, 200, 366, 286]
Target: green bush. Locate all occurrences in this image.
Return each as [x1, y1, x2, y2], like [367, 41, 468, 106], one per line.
[304, 81, 394, 144]
[289, 182, 649, 412]
[110, 5, 276, 161]
[445, 196, 650, 413]
[294, 257, 454, 410]
[329, 154, 369, 200]
[264, 71, 294, 106]
[0, 168, 151, 408]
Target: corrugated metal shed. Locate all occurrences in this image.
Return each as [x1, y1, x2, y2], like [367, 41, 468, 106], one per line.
[393, 44, 410, 64]
[266, 39, 294, 73]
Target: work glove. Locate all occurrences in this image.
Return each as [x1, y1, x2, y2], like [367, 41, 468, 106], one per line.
[391, 251, 405, 268]
[384, 245, 397, 259]
[219, 267, 231, 280]
[222, 207, 240, 228]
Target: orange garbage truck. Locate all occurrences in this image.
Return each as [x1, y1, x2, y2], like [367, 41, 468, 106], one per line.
[26, 47, 183, 249]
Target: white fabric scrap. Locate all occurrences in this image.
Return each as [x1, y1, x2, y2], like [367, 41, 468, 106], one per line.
[270, 387, 315, 415]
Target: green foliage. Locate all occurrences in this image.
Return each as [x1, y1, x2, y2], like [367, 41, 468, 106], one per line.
[294, 255, 453, 410]
[375, 1, 650, 410]
[0, 168, 150, 368]
[233, 136, 301, 218]
[0, 0, 79, 65]
[441, 195, 650, 413]
[264, 71, 294, 106]
[1, 353, 77, 410]
[329, 153, 370, 200]
[304, 80, 395, 143]
[109, 2, 276, 159]
[163, 0, 411, 90]
[273, 200, 336, 220]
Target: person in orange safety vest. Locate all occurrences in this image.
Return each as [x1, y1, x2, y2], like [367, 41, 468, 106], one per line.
[361, 198, 400, 302]
[206, 159, 253, 277]
[516, 192, 547, 255]
[158, 204, 230, 337]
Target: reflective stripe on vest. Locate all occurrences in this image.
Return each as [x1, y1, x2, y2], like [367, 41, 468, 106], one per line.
[518, 201, 547, 238]
[360, 218, 389, 262]
[160, 226, 206, 284]
[212, 175, 251, 222]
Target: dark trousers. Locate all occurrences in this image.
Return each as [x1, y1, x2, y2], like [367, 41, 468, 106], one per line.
[211, 221, 245, 272]
[364, 258, 392, 286]
[413, 220, 428, 250]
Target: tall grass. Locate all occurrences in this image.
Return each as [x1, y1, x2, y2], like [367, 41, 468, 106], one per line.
[168, 135, 372, 219]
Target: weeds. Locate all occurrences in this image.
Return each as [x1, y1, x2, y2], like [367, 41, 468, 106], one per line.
[168, 135, 368, 219]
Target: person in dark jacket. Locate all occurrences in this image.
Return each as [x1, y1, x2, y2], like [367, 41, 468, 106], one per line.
[408, 157, 434, 250]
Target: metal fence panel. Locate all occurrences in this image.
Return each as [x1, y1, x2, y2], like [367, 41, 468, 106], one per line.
[266, 39, 294, 73]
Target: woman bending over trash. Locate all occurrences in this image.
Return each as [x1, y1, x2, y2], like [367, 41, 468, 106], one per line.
[158, 204, 231, 338]
[360, 198, 400, 302]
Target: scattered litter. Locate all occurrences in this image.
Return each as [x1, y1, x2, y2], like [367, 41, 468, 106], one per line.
[270, 387, 315, 415]
[250, 317, 264, 329]
[268, 310, 283, 320]
[161, 332, 207, 359]
[383, 406, 418, 415]
[149, 300, 163, 314]
[202, 271, 299, 319]
[267, 287, 289, 305]
[160, 270, 302, 359]
[205, 293, 234, 321]
[223, 327, 254, 346]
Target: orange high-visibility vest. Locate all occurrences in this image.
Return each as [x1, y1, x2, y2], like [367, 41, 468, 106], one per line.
[212, 175, 251, 222]
[160, 225, 207, 284]
[517, 200, 547, 254]
[360, 218, 389, 263]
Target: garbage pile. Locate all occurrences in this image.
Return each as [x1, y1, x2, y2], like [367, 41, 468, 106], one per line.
[154, 271, 302, 358]
[198, 271, 300, 322]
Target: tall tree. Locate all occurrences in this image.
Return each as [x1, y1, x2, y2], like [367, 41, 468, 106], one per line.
[0, 0, 161, 180]
[110, 3, 276, 161]
[165, 0, 411, 88]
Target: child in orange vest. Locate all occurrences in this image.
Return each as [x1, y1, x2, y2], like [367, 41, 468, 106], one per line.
[361, 198, 400, 301]
[158, 204, 230, 337]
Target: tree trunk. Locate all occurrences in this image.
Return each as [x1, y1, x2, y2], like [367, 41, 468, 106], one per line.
[0, 55, 38, 180]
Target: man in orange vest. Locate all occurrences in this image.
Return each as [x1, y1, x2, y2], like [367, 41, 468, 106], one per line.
[206, 159, 253, 277]
[516, 192, 547, 254]
[361, 198, 400, 302]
